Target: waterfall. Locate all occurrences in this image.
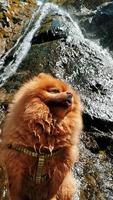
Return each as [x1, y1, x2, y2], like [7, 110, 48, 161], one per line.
[0, 2, 113, 87]
[0, 3, 83, 86]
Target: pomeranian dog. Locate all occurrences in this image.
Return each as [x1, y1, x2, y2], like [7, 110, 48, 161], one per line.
[2, 73, 82, 200]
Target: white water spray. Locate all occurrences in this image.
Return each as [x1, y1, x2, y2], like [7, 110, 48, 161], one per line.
[0, 3, 84, 86]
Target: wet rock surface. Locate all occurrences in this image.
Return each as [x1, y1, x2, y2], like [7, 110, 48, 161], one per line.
[77, 2, 113, 52]
[74, 142, 113, 200]
[0, 1, 113, 200]
[48, 0, 112, 9]
[9, 6, 113, 123]
[92, 2, 113, 24]
[90, 2, 113, 51]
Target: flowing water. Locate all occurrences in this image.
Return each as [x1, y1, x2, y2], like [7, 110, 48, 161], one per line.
[0, 2, 83, 86]
[0, 2, 113, 88]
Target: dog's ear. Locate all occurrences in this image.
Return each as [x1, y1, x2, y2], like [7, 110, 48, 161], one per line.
[37, 73, 46, 79]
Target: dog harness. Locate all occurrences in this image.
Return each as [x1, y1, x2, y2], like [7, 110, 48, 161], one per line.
[7, 143, 60, 184]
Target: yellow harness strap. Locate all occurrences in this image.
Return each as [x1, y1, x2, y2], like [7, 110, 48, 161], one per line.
[7, 144, 60, 184]
[35, 155, 46, 183]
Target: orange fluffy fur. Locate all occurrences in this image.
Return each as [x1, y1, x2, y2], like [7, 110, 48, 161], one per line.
[2, 73, 82, 200]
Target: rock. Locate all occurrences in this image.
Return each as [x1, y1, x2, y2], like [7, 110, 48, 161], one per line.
[0, 0, 37, 57]
[0, 89, 14, 128]
[78, 2, 113, 52]
[47, 0, 112, 10]
[91, 2, 113, 25]
[2, 2, 113, 129]
[26, 10, 113, 125]
[80, 0, 113, 10]
[31, 14, 67, 44]
[74, 142, 113, 200]
[90, 2, 113, 51]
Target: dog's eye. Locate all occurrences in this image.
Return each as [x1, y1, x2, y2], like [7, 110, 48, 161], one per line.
[48, 88, 60, 93]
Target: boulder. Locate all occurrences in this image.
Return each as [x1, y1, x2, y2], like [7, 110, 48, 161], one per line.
[78, 2, 113, 51]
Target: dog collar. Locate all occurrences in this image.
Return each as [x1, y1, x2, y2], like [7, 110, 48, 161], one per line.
[7, 143, 61, 184]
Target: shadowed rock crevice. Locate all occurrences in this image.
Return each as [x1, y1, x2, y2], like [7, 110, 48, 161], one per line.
[82, 131, 113, 157]
[83, 113, 113, 157]
[32, 29, 67, 44]
[83, 113, 113, 132]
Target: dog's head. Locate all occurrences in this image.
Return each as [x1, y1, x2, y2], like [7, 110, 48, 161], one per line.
[31, 73, 78, 118]
[13, 73, 80, 119]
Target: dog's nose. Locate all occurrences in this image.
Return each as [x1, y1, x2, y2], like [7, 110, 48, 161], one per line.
[66, 92, 72, 102]
[66, 92, 72, 98]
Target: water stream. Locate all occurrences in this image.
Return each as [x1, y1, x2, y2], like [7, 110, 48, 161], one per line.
[0, 2, 113, 88]
[0, 2, 83, 87]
